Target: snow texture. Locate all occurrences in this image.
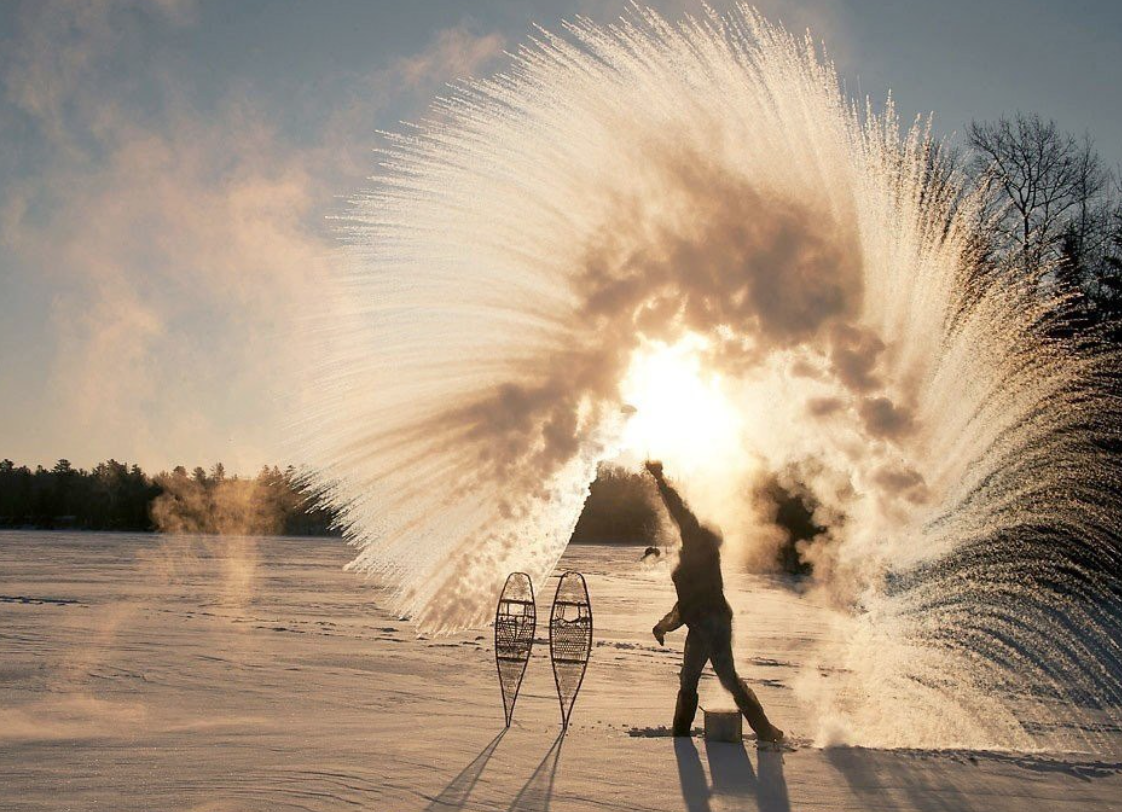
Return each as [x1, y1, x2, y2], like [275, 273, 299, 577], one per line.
[1, 532, 1120, 811]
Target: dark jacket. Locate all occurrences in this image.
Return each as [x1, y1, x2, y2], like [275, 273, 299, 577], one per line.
[652, 471, 732, 626]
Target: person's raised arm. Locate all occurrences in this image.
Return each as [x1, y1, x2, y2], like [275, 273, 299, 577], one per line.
[645, 461, 701, 536]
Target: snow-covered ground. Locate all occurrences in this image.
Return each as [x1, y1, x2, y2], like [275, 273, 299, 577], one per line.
[1, 531, 1119, 811]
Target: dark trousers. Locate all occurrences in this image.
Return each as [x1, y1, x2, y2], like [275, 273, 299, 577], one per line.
[673, 614, 773, 737]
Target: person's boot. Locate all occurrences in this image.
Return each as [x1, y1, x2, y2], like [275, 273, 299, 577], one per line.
[672, 688, 698, 737]
[735, 679, 783, 742]
[761, 725, 785, 743]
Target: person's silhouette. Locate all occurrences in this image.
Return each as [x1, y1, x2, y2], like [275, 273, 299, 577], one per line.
[646, 460, 784, 743]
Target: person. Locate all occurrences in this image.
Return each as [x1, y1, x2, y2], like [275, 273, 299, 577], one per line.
[646, 460, 784, 743]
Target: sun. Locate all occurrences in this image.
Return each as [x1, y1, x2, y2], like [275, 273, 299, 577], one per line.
[618, 337, 742, 473]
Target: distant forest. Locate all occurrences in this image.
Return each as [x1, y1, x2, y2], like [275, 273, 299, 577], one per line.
[0, 459, 338, 536]
[0, 458, 672, 545]
[0, 458, 820, 576]
[569, 465, 659, 544]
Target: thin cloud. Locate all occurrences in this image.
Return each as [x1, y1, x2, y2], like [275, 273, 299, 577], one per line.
[0, 1, 507, 471]
[396, 26, 505, 88]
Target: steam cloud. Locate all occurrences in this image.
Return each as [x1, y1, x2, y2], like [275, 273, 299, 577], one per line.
[300, 7, 933, 628]
[299, 5, 1121, 753]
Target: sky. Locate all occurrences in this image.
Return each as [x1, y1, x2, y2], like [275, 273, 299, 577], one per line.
[1, 0, 1120, 474]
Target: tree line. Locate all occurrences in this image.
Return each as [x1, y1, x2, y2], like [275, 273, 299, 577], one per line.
[570, 464, 660, 544]
[0, 456, 670, 544]
[0, 458, 819, 572]
[0, 457, 665, 544]
[0, 459, 339, 536]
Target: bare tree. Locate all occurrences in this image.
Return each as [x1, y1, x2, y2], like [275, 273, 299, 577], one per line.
[1091, 175, 1122, 331]
[967, 114, 1110, 282]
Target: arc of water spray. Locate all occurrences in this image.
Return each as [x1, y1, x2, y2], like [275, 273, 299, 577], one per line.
[297, 4, 1122, 755]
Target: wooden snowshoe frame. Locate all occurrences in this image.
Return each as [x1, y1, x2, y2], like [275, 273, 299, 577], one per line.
[549, 570, 592, 730]
[494, 571, 537, 727]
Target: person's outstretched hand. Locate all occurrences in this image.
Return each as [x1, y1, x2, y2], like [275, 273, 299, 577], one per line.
[645, 460, 664, 479]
